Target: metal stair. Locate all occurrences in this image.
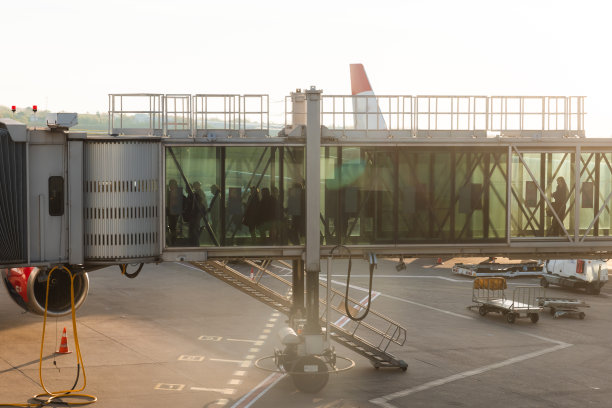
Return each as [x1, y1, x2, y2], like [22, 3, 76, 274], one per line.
[191, 260, 408, 370]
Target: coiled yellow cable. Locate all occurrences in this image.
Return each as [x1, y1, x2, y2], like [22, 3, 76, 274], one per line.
[0, 265, 97, 407]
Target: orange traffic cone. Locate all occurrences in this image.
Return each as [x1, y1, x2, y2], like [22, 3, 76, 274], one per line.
[56, 327, 72, 354]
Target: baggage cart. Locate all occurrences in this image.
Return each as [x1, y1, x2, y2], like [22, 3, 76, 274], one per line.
[537, 297, 589, 319]
[471, 277, 543, 324]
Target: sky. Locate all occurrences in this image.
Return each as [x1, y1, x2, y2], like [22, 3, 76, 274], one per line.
[3, 0, 612, 136]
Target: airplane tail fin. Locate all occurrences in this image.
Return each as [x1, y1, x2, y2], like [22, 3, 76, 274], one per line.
[350, 64, 386, 130]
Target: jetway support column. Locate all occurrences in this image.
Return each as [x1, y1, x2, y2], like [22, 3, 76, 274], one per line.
[291, 259, 305, 320]
[304, 86, 322, 336]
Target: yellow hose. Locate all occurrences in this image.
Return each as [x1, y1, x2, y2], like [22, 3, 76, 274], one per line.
[0, 265, 97, 406]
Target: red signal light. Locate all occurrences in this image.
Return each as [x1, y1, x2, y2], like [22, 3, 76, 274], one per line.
[11, 106, 16, 113]
[33, 105, 38, 113]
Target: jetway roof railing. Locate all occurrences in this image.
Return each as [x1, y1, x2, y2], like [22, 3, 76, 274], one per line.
[317, 94, 585, 139]
[109, 93, 269, 138]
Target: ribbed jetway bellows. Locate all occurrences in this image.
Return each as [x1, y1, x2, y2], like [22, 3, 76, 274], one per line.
[83, 140, 161, 260]
[0, 128, 27, 264]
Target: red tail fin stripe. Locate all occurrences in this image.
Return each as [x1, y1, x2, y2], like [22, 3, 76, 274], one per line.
[350, 64, 373, 95]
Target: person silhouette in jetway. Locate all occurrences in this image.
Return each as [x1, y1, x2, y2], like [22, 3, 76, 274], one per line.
[166, 179, 183, 246]
[551, 176, 568, 235]
[187, 181, 206, 246]
[242, 186, 260, 243]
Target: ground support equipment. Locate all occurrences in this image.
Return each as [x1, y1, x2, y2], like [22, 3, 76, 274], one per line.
[470, 277, 543, 324]
[537, 297, 589, 319]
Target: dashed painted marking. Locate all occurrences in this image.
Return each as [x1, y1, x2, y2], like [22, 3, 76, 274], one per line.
[240, 361, 252, 368]
[249, 348, 260, 353]
[233, 370, 247, 376]
[214, 399, 229, 406]
[199, 335, 223, 341]
[191, 387, 235, 395]
[268, 318, 277, 322]
[262, 329, 271, 334]
[227, 338, 260, 344]
[254, 341, 264, 346]
[230, 373, 285, 408]
[245, 355, 256, 360]
[210, 358, 247, 364]
[155, 383, 185, 391]
[229, 379, 242, 385]
[265, 323, 274, 328]
[271, 313, 280, 317]
[178, 355, 206, 362]
[258, 335, 268, 340]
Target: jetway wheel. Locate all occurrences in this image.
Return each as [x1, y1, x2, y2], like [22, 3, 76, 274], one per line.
[290, 355, 329, 393]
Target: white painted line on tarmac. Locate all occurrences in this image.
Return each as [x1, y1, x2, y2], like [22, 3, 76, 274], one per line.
[215, 399, 229, 406]
[370, 339, 571, 408]
[230, 372, 286, 408]
[227, 338, 260, 344]
[233, 370, 247, 376]
[269, 318, 278, 322]
[262, 329, 271, 333]
[229, 379, 242, 385]
[155, 383, 185, 391]
[191, 387, 236, 395]
[249, 348, 260, 353]
[178, 355, 205, 362]
[258, 334, 268, 340]
[381, 292, 475, 320]
[334, 292, 381, 328]
[328, 275, 469, 282]
[328, 278, 474, 320]
[240, 361, 252, 368]
[210, 358, 248, 364]
[265, 323, 274, 327]
[199, 335, 223, 341]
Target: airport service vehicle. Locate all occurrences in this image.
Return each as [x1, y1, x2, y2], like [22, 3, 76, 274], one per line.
[540, 259, 608, 295]
[453, 260, 543, 278]
[537, 296, 589, 319]
[471, 277, 543, 324]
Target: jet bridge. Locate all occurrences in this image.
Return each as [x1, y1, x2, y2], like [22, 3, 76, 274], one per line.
[1, 90, 610, 269]
[1, 87, 609, 393]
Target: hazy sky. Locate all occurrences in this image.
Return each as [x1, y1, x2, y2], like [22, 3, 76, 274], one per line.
[4, 0, 612, 136]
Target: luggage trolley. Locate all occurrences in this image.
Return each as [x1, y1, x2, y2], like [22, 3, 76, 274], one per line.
[471, 277, 543, 324]
[537, 297, 589, 319]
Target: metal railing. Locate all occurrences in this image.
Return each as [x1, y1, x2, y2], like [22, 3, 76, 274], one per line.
[108, 93, 269, 138]
[317, 94, 586, 138]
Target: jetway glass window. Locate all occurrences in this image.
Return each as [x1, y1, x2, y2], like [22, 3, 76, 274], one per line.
[580, 152, 612, 237]
[397, 148, 507, 242]
[321, 147, 395, 245]
[321, 146, 507, 245]
[166, 147, 221, 247]
[510, 152, 574, 237]
[165, 146, 304, 248]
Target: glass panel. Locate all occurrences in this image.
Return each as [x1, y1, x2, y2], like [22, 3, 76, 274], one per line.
[225, 146, 279, 246]
[165, 146, 304, 248]
[580, 152, 612, 237]
[398, 150, 431, 241]
[284, 147, 306, 245]
[511, 151, 574, 237]
[165, 146, 220, 247]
